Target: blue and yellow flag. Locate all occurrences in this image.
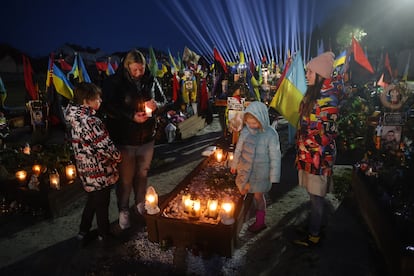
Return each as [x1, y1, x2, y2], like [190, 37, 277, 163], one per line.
[270, 52, 306, 127]
[68, 53, 91, 83]
[48, 56, 74, 99]
[333, 50, 347, 68]
[78, 54, 91, 82]
[106, 62, 115, 76]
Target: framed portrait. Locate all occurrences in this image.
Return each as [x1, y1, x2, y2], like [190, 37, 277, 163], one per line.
[381, 125, 402, 151]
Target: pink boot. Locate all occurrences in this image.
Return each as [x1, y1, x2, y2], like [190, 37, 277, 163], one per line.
[248, 210, 267, 233]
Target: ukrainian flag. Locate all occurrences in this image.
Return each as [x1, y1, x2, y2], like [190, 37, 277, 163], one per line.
[333, 50, 347, 68]
[270, 52, 306, 127]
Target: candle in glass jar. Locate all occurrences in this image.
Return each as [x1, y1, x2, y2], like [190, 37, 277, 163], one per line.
[145, 106, 152, 117]
[192, 199, 201, 217]
[221, 201, 235, 225]
[207, 199, 218, 218]
[32, 164, 42, 176]
[65, 164, 77, 181]
[182, 194, 191, 212]
[145, 186, 160, 214]
[15, 170, 27, 182]
[215, 148, 223, 162]
[23, 143, 31, 155]
[49, 171, 60, 190]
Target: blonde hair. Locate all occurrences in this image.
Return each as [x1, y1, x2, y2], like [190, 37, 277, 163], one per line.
[123, 49, 146, 68]
[244, 112, 263, 130]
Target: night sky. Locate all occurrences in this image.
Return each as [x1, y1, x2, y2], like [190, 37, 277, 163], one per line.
[1, 0, 353, 58]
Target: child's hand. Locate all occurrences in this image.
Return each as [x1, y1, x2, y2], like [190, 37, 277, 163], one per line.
[239, 188, 249, 195]
[230, 168, 236, 174]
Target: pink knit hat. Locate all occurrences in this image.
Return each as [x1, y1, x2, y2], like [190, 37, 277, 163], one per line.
[307, 51, 335, 79]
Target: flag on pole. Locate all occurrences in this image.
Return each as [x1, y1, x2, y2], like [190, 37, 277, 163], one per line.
[333, 50, 347, 68]
[352, 37, 374, 74]
[377, 73, 387, 88]
[67, 53, 79, 80]
[213, 47, 228, 74]
[168, 49, 178, 73]
[58, 57, 73, 71]
[106, 61, 115, 76]
[22, 55, 38, 100]
[149, 47, 159, 77]
[402, 52, 411, 81]
[172, 72, 179, 102]
[269, 52, 306, 127]
[78, 54, 91, 82]
[384, 53, 392, 77]
[0, 76, 7, 107]
[47, 56, 74, 99]
[68, 53, 91, 82]
[95, 61, 107, 72]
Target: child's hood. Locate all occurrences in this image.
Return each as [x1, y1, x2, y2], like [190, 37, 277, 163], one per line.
[244, 101, 270, 128]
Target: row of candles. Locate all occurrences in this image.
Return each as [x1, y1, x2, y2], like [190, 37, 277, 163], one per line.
[214, 148, 233, 164]
[181, 194, 235, 225]
[144, 186, 235, 225]
[143, 147, 236, 224]
[15, 162, 77, 190]
[14, 143, 77, 190]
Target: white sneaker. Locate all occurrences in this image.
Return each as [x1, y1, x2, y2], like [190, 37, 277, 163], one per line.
[136, 202, 145, 215]
[119, 210, 130, 229]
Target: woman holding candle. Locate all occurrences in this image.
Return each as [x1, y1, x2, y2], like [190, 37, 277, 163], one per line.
[64, 82, 121, 243]
[230, 101, 281, 233]
[102, 49, 167, 229]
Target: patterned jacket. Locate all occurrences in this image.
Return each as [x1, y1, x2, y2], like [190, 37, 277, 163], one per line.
[296, 76, 343, 176]
[64, 104, 121, 192]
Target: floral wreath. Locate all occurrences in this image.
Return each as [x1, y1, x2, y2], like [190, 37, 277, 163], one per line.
[380, 83, 408, 110]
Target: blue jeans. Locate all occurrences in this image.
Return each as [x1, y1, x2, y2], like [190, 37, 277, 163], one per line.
[308, 193, 324, 236]
[116, 141, 154, 212]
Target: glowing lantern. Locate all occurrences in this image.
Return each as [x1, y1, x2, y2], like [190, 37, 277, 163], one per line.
[49, 170, 60, 190]
[182, 194, 192, 213]
[215, 148, 223, 162]
[191, 199, 201, 218]
[207, 199, 219, 218]
[32, 163, 42, 176]
[23, 143, 31, 155]
[220, 201, 235, 225]
[15, 170, 27, 183]
[145, 105, 152, 117]
[65, 163, 77, 182]
[145, 186, 160, 215]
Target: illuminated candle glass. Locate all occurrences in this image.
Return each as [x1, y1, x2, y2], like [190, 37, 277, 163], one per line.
[192, 199, 201, 218]
[65, 163, 77, 182]
[215, 148, 223, 162]
[182, 194, 191, 212]
[15, 170, 27, 183]
[23, 143, 31, 155]
[221, 201, 235, 225]
[49, 170, 60, 190]
[32, 164, 42, 176]
[207, 199, 218, 218]
[145, 105, 152, 117]
[227, 152, 234, 161]
[145, 186, 160, 215]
